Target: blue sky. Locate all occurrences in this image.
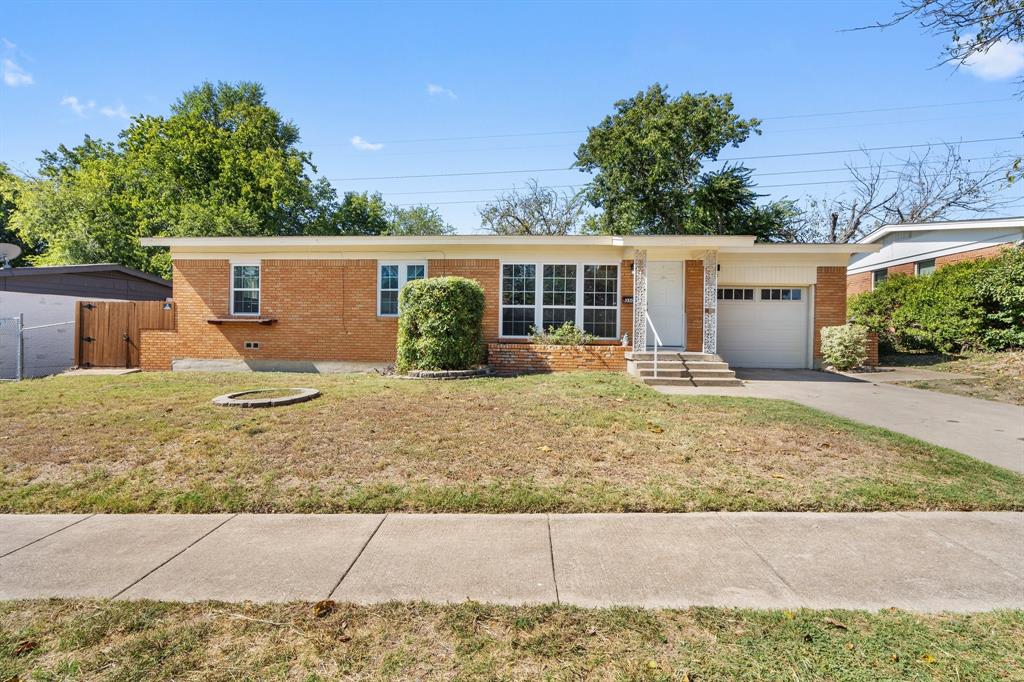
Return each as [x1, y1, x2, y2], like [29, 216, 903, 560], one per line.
[3, 0, 1022, 232]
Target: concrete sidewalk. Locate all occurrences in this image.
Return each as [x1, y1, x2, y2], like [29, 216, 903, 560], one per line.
[1, 512, 1021, 612]
[655, 369, 1024, 473]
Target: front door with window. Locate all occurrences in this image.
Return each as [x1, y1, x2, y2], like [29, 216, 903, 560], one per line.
[646, 261, 684, 347]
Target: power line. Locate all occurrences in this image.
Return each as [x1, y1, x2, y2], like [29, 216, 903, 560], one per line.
[318, 97, 1016, 146]
[326, 136, 1021, 181]
[378, 155, 1014, 197]
[393, 168, 1013, 206]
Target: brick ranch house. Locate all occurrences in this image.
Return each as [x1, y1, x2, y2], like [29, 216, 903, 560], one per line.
[847, 216, 1024, 297]
[138, 235, 877, 378]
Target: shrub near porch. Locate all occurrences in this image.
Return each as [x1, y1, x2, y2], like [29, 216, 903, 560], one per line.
[0, 372, 1021, 513]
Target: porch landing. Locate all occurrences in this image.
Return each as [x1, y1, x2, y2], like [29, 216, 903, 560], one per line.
[626, 350, 742, 387]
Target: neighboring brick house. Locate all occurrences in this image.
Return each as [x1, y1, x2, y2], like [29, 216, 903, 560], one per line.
[847, 217, 1023, 296]
[139, 235, 876, 373]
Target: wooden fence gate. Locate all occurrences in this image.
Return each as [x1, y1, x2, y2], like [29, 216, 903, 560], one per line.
[76, 301, 174, 368]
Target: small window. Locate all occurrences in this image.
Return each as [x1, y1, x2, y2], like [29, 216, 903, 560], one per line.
[231, 264, 260, 315]
[379, 262, 427, 316]
[760, 288, 802, 301]
[582, 264, 618, 338]
[916, 259, 936, 276]
[717, 288, 753, 301]
[873, 269, 888, 288]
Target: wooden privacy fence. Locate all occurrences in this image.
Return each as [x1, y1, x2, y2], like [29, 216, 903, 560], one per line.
[76, 300, 174, 369]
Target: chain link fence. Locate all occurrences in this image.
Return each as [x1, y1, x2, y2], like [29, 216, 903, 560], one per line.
[0, 316, 76, 380]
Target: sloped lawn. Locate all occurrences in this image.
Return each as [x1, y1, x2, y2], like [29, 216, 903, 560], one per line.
[2, 600, 1022, 681]
[0, 371, 1021, 513]
[887, 351, 1024, 406]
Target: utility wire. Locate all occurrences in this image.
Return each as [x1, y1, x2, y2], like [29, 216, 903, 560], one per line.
[316, 97, 1017, 146]
[378, 155, 1014, 196]
[392, 168, 1012, 206]
[326, 136, 1021, 181]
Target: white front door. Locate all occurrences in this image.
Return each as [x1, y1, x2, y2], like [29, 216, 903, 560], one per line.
[646, 261, 684, 347]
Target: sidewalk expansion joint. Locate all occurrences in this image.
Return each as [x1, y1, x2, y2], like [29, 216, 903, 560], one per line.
[723, 517, 803, 603]
[0, 513, 96, 560]
[546, 514, 560, 605]
[328, 513, 388, 599]
[110, 513, 237, 599]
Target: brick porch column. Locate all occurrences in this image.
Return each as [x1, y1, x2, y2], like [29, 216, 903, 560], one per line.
[632, 250, 647, 350]
[702, 250, 718, 354]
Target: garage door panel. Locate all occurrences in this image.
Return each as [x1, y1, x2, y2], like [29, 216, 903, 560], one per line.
[717, 288, 809, 369]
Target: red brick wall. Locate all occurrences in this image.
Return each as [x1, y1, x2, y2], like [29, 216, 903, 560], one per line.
[814, 266, 847, 362]
[488, 343, 626, 374]
[865, 331, 879, 367]
[888, 262, 915, 276]
[156, 258, 493, 367]
[139, 329, 176, 371]
[936, 243, 1011, 267]
[846, 271, 872, 297]
[620, 260, 633, 344]
[684, 260, 703, 351]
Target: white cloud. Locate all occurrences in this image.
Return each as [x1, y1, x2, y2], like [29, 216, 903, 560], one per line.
[100, 103, 130, 119]
[350, 135, 384, 151]
[963, 38, 1024, 80]
[426, 83, 456, 99]
[3, 58, 32, 87]
[1, 38, 16, 50]
[60, 95, 95, 116]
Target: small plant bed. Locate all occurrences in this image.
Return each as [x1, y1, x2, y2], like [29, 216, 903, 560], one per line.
[884, 351, 1024, 406]
[1, 600, 1021, 681]
[212, 388, 320, 408]
[1, 372, 1021, 513]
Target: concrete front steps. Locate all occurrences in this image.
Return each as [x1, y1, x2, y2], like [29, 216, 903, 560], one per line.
[625, 350, 743, 387]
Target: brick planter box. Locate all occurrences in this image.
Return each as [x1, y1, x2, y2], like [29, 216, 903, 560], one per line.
[487, 343, 628, 374]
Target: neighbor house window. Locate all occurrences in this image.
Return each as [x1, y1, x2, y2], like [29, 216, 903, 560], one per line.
[760, 288, 802, 301]
[501, 262, 619, 339]
[873, 269, 887, 288]
[916, 259, 936, 276]
[379, 262, 426, 316]
[231, 264, 260, 315]
[502, 264, 536, 336]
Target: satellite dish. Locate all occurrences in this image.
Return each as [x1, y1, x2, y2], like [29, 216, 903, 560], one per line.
[0, 243, 21, 269]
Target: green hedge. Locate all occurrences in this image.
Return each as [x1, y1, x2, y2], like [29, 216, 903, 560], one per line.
[396, 276, 485, 372]
[848, 247, 1024, 354]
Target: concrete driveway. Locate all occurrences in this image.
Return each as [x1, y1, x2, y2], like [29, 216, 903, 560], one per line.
[655, 369, 1024, 473]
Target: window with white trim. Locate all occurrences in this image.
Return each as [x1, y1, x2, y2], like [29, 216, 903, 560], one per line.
[378, 262, 426, 316]
[872, 269, 887, 288]
[916, 259, 936, 276]
[231, 264, 260, 315]
[501, 262, 619, 339]
[502, 264, 536, 336]
[760, 288, 802, 301]
[582, 264, 618, 338]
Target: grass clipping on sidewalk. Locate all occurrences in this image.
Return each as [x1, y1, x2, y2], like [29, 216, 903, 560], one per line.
[1, 600, 1021, 681]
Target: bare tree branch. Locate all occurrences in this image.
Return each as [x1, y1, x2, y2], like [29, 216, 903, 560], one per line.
[479, 179, 587, 235]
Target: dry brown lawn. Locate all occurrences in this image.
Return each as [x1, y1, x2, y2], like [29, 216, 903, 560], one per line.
[890, 351, 1024, 406]
[2, 600, 1022, 681]
[1, 371, 1021, 512]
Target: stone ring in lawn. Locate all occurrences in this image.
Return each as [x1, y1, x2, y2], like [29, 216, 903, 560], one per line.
[212, 388, 320, 408]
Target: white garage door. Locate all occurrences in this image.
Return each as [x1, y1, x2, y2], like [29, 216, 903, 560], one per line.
[716, 287, 810, 368]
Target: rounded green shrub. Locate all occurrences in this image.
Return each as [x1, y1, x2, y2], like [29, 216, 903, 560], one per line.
[396, 276, 485, 372]
[820, 324, 868, 371]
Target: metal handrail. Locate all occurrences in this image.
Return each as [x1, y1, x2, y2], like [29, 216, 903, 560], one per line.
[645, 311, 664, 378]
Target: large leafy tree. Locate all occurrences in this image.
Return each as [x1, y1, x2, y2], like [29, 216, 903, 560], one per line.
[574, 84, 794, 239]
[13, 81, 341, 276]
[0, 162, 39, 266]
[386, 205, 454, 235]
